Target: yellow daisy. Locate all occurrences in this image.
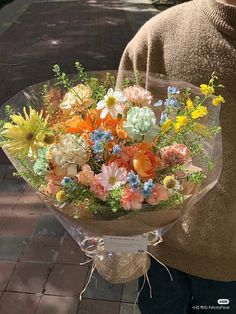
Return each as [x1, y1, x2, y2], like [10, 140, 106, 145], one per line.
[1, 107, 48, 157]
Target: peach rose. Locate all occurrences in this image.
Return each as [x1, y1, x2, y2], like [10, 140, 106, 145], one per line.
[133, 150, 161, 179]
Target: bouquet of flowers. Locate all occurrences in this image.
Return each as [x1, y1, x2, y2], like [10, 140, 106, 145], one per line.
[0, 63, 223, 284]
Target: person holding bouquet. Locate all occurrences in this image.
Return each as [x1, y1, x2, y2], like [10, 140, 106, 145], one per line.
[118, 0, 236, 313]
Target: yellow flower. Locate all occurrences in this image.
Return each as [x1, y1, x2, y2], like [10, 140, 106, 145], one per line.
[186, 98, 194, 111]
[200, 84, 215, 95]
[162, 118, 172, 131]
[191, 106, 208, 119]
[174, 116, 189, 133]
[36, 132, 56, 145]
[56, 190, 67, 203]
[0, 107, 48, 157]
[212, 95, 225, 106]
[163, 176, 177, 189]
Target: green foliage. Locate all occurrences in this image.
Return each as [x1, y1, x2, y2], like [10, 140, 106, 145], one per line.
[75, 61, 89, 84]
[187, 171, 206, 184]
[52, 64, 73, 89]
[88, 77, 107, 102]
[63, 181, 94, 203]
[0, 105, 14, 135]
[107, 186, 125, 213]
[153, 193, 185, 211]
[17, 157, 47, 189]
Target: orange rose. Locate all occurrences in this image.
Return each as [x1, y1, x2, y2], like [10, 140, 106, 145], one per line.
[133, 150, 161, 179]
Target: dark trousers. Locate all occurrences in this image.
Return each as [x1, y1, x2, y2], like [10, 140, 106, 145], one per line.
[138, 257, 236, 314]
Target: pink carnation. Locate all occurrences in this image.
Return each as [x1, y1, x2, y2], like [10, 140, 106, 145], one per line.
[76, 164, 94, 186]
[121, 187, 144, 211]
[120, 146, 138, 163]
[146, 184, 169, 206]
[46, 180, 61, 196]
[160, 144, 191, 166]
[123, 85, 153, 106]
[90, 176, 109, 201]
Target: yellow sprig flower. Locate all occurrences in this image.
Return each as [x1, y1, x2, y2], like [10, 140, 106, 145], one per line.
[186, 98, 194, 111]
[191, 106, 208, 119]
[161, 118, 172, 131]
[200, 84, 215, 95]
[212, 95, 225, 106]
[174, 116, 189, 133]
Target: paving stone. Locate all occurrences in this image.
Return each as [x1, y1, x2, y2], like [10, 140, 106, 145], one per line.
[45, 264, 88, 296]
[0, 164, 10, 182]
[0, 236, 27, 261]
[0, 178, 25, 210]
[122, 280, 139, 303]
[0, 215, 38, 236]
[78, 299, 120, 314]
[0, 261, 15, 290]
[120, 303, 141, 314]
[6, 262, 50, 293]
[0, 292, 40, 314]
[56, 234, 86, 265]
[83, 270, 123, 302]
[12, 186, 46, 217]
[32, 214, 66, 237]
[35, 295, 79, 314]
[20, 235, 60, 263]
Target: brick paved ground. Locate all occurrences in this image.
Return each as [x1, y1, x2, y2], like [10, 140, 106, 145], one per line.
[0, 1, 161, 313]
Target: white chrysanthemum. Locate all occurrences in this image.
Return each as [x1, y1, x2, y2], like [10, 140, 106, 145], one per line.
[96, 88, 126, 118]
[49, 134, 89, 175]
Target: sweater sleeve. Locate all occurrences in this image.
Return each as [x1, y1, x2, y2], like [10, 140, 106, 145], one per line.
[116, 15, 166, 88]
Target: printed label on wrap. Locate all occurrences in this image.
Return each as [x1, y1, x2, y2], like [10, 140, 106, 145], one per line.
[103, 235, 148, 254]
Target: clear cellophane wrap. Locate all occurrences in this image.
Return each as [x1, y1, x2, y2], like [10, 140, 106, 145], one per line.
[0, 72, 222, 284]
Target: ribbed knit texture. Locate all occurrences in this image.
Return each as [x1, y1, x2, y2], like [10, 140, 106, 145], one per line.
[118, 0, 236, 281]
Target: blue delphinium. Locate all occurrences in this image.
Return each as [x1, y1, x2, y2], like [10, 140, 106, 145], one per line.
[92, 140, 104, 154]
[167, 86, 180, 96]
[127, 171, 140, 191]
[153, 100, 164, 107]
[61, 177, 73, 186]
[90, 128, 112, 143]
[164, 86, 180, 109]
[112, 144, 121, 156]
[142, 179, 155, 198]
[160, 112, 168, 126]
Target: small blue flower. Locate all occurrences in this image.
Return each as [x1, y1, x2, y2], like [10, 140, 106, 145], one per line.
[165, 97, 180, 108]
[90, 128, 113, 143]
[90, 128, 104, 142]
[61, 177, 73, 186]
[128, 171, 140, 191]
[102, 130, 113, 142]
[153, 100, 164, 107]
[167, 86, 180, 96]
[112, 144, 121, 155]
[142, 179, 155, 198]
[92, 140, 104, 153]
[160, 113, 168, 126]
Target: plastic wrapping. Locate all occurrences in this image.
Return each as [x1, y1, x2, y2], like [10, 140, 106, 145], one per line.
[0, 72, 222, 284]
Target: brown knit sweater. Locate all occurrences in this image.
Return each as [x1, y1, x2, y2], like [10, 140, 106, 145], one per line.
[118, 0, 236, 281]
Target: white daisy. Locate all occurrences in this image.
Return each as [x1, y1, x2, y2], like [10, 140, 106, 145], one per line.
[96, 88, 126, 118]
[97, 162, 127, 191]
